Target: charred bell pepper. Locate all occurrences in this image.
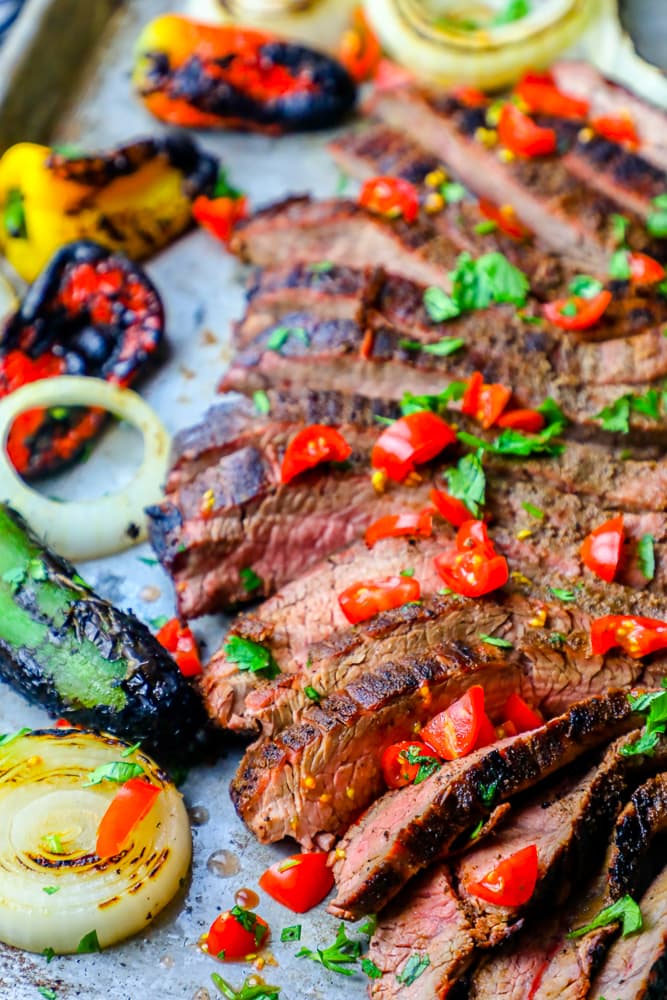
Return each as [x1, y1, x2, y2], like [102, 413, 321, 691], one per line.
[0, 134, 218, 281]
[133, 14, 357, 134]
[0, 504, 208, 762]
[0, 240, 165, 478]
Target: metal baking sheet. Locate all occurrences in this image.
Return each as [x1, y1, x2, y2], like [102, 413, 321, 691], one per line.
[0, 1, 362, 997]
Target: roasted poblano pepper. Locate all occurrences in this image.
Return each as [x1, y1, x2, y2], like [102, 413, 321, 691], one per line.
[0, 240, 165, 477]
[0, 505, 209, 761]
[133, 15, 357, 133]
[0, 134, 218, 281]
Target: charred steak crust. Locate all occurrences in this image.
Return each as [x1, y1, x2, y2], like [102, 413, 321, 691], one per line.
[329, 690, 643, 919]
[608, 771, 667, 900]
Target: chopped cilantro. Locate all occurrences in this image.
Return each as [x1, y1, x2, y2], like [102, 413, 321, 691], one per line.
[637, 534, 655, 581]
[492, 0, 531, 25]
[38, 989, 57, 1000]
[121, 741, 141, 758]
[42, 886, 59, 895]
[224, 635, 280, 679]
[445, 450, 486, 518]
[211, 973, 280, 999]
[240, 567, 262, 593]
[646, 194, 667, 238]
[42, 947, 56, 963]
[230, 906, 267, 947]
[441, 181, 466, 203]
[621, 683, 667, 757]
[457, 422, 564, 459]
[423, 286, 460, 322]
[213, 167, 243, 200]
[609, 249, 631, 280]
[474, 219, 498, 235]
[610, 213, 629, 246]
[76, 930, 101, 953]
[281, 924, 302, 942]
[304, 685, 321, 704]
[83, 761, 145, 787]
[568, 274, 604, 298]
[400, 381, 467, 416]
[307, 260, 334, 273]
[400, 567, 415, 577]
[149, 615, 169, 630]
[265, 325, 309, 352]
[396, 953, 431, 986]
[296, 922, 362, 976]
[137, 556, 158, 566]
[478, 778, 499, 806]
[362, 958, 383, 979]
[548, 587, 577, 602]
[522, 501, 545, 520]
[399, 335, 465, 356]
[596, 389, 662, 433]
[252, 390, 271, 415]
[567, 894, 642, 939]
[548, 632, 567, 646]
[400, 745, 441, 784]
[469, 818, 485, 840]
[479, 634, 513, 648]
[29, 558, 47, 581]
[359, 915, 377, 936]
[559, 301, 578, 317]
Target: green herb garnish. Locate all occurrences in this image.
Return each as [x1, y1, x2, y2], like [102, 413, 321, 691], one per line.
[611, 213, 629, 246]
[224, 635, 280, 679]
[445, 450, 486, 518]
[281, 924, 302, 942]
[399, 335, 465, 356]
[296, 922, 363, 976]
[609, 249, 631, 280]
[568, 274, 604, 298]
[362, 958, 383, 979]
[252, 390, 271, 415]
[479, 634, 513, 649]
[522, 501, 545, 520]
[400, 744, 441, 784]
[76, 929, 101, 953]
[0, 726, 31, 747]
[3, 188, 26, 239]
[42, 886, 59, 895]
[83, 761, 145, 787]
[240, 567, 262, 593]
[396, 954, 431, 986]
[304, 685, 321, 704]
[478, 778, 499, 806]
[266, 325, 309, 352]
[548, 587, 577, 602]
[423, 286, 461, 322]
[567, 894, 642, 939]
[646, 194, 667, 238]
[230, 906, 268, 947]
[441, 181, 466, 203]
[211, 973, 280, 1000]
[637, 534, 655, 580]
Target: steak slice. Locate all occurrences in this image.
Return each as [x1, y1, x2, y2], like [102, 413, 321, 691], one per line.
[551, 61, 667, 172]
[370, 86, 667, 272]
[329, 690, 642, 919]
[589, 863, 667, 999]
[230, 195, 461, 287]
[371, 735, 638, 997]
[608, 770, 667, 900]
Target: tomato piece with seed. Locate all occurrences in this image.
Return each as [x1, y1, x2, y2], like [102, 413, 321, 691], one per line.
[359, 176, 420, 223]
[627, 252, 665, 285]
[338, 575, 421, 624]
[435, 548, 508, 597]
[421, 685, 486, 760]
[498, 104, 556, 157]
[156, 616, 202, 677]
[580, 514, 624, 584]
[590, 615, 667, 658]
[542, 290, 612, 331]
[478, 199, 530, 240]
[496, 408, 545, 432]
[456, 519, 495, 558]
[381, 740, 440, 788]
[515, 71, 589, 120]
[281, 424, 352, 483]
[467, 844, 539, 907]
[430, 488, 472, 527]
[591, 114, 639, 148]
[206, 907, 269, 960]
[365, 509, 433, 547]
[462, 371, 511, 428]
[503, 693, 543, 734]
[96, 778, 161, 858]
[371, 411, 456, 482]
[259, 852, 334, 913]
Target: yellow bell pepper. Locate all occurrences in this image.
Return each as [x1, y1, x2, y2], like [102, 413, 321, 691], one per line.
[0, 136, 218, 281]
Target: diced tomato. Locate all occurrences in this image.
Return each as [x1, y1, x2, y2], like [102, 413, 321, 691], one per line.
[503, 693, 543, 734]
[498, 104, 557, 157]
[54, 718, 81, 729]
[337, 6, 381, 82]
[280, 424, 352, 484]
[496, 408, 545, 432]
[259, 852, 334, 913]
[359, 176, 420, 223]
[338, 575, 421, 625]
[452, 85, 487, 108]
[192, 194, 248, 243]
[435, 547, 509, 597]
[590, 615, 667, 659]
[478, 198, 530, 240]
[156, 617, 202, 677]
[430, 488, 472, 528]
[466, 844, 539, 907]
[474, 712, 498, 749]
[495, 719, 519, 740]
[462, 371, 512, 428]
[542, 290, 612, 331]
[627, 252, 666, 285]
[365, 509, 433, 548]
[371, 411, 456, 482]
[457, 519, 496, 558]
[591, 114, 639, 149]
[381, 740, 439, 789]
[515, 70, 589, 120]
[206, 907, 269, 960]
[96, 778, 161, 858]
[421, 685, 486, 760]
[580, 514, 624, 584]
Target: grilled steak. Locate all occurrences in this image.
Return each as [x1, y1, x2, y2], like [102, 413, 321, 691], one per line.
[230, 195, 460, 287]
[370, 735, 637, 997]
[608, 771, 667, 900]
[370, 86, 667, 272]
[329, 690, 642, 919]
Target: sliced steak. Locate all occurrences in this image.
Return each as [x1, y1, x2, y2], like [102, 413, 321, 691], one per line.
[229, 195, 461, 287]
[608, 771, 667, 900]
[551, 61, 667, 172]
[329, 690, 642, 919]
[370, 86, 667, 271]
[589, 863, 667, 999]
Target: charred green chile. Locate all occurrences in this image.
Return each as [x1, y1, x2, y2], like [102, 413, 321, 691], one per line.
[0, 505, 208, 761]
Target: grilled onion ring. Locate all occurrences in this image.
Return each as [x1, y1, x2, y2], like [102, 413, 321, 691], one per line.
[0, 729, 191, 954]
[0, 376, 170, 560]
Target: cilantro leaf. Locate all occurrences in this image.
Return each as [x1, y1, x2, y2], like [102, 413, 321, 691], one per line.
[522, 501, 545, 520]
[2, 566, 26, 592]
[445, 450, 486, 518]
[609, 249, 631, 280]
[479, 634, 513, 648]
[304, 685, 321, 704]
[567, 895, 642, 939]
[361, 957, 383, 979]
[3, 188, 26, 239]
[441, 181, 467, 203]
[359, 915, 377, 936]
[478, 778, 499, 806]
[396, 954, 431, 986]
[76, 930, 101, 954]
[400, 381, 467, 416]
[423, 286, 461, 322]
[253, 390, 270, 415]
[568, 274, 604, 298]
[230, 906, 268, 947]
[38, 989, 57, 1000]
[281, 924, 301, 943]
[631, 388, 661, 420]
[43, 886, 59, 895]
[647, 195, 667, 238]
[211, 973, 280, 1000]
[296, 922, 362, 976]
[595, 396, 631, 433]
[399, 336, 465, 356]
[265, 326, 309, 352]
[42, 947, 56, 963]
[637, 534, 655, 580]
[224, 635, 280, 679]
[475, 252, 530, 306]
[83, 761, 144, 787]
[549, 587, 577, 602]
[536, 397, 567, 428]
[610, 213, 629, 246]
[307, 260, 334, 273]
[400, 744, 442, 784]
[240, 567, 262, 593]
[213, 167, 243, 200]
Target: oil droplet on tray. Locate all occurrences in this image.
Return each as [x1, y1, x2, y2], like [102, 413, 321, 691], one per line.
[235, 887, 260, 909]
[192, 989, 210, 1000]
[206, 849, 241, 878]
[188, 805, 210, 826]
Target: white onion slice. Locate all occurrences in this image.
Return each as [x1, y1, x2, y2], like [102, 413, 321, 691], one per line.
[0, 729, 191, 954]
[0, 376, 171, 561]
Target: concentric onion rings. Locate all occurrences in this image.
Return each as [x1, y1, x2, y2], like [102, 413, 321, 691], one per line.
[0, 376, 171, 561]
[0, 729, 191, 954]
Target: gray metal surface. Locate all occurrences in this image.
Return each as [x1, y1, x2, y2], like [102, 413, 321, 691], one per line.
[0, 1, 364, 997]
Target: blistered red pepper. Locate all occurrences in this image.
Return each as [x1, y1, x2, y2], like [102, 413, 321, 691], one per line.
[626, 252, 666, 285]
[156, 617, 202, 677]
[0, 240, 164, 477]
[590, 615, 667, 659]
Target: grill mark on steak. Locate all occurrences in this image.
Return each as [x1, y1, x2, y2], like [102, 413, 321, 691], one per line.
[608, 771, 667, 900]
[371, 735, 641, 998]
[329, 690, 643, 919]
[369, 87, 667, 272]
